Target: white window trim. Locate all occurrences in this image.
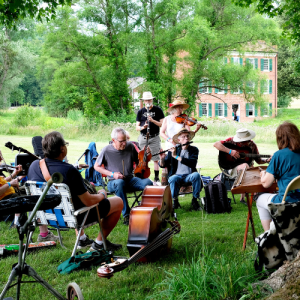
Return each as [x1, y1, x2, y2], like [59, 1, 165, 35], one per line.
[200, 79, 209, 94]
[202, 103, 209, 117]
[248, 104, 255, 118]
[262, 59, 270, 72]
[247, 58, 256, 69]
[232, 57, 240, 65]
[218, 103, 225, 117]
[263, 80, 269, 94]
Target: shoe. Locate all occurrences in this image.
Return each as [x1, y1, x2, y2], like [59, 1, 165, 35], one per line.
[191, 200, 202, 211]
[37, 231, 59, 242]
[154, 178, 161, 186]
[89, 240, 122, 252]
[77, 235, 94, 249]
[240, 199, 247, 205]
[123, 216, 129, 226]
[173, 199, 181, 209]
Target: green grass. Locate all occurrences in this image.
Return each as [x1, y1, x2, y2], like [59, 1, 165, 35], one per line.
[0, 135, 279, 299]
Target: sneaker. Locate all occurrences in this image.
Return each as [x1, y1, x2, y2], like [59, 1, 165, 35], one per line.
[240, 199, 247, 206]
[89, 240, 122, 252]
[77, 235, 94, 249]
[154, 178, 161, 186]
[191, 200, 202, 211]
[123, 216, 129, 226]
[173, 199, 181, 210]
[37, 231, 59, 242]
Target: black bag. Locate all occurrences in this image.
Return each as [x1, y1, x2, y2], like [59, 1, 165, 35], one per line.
[203, 181, 232, 214]
[32, 136, 44, 158]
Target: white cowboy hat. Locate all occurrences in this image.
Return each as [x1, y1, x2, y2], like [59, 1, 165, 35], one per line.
[233, 128, 256, 142]
[173, 128, 195, 144]
[167, 100, 189, 113]
[140, 91, 155, 100]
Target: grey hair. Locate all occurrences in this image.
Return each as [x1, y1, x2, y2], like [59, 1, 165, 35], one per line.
[169, 106, 182, 115]
[111, 127, 127, 139]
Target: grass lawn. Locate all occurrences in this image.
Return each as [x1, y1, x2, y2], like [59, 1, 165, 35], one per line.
[0, 135, 279, 299]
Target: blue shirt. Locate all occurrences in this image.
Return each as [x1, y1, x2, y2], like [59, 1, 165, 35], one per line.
[267, 147, 300, 203]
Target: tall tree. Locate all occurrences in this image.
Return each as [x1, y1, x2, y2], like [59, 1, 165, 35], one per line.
[179, 0, 280, 111]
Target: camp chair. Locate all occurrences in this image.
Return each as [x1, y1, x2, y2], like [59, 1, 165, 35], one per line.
[25, 181, 105, 257]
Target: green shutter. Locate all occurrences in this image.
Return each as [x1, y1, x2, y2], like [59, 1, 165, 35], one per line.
[269, 80, 272, 94]
[215, 103, 219, 117]
[224, 57, 227, 63]
[240, 58, 243, 65]
[208, 81, 212, 93]
[255, 106, 258, 117]
[209, 103, 212, 117]
[224, 104, 228, 117]
[269, 59, 272, 71]
[261, 59, 264, 71]
[246, 103, 249, 117]
[260, 80, 264, 94]
[240, 86, 243, 94]
[255, 58, 258, 69]
[215, 85, 219, 93]
[225, 85, 228, 94]
[246, 58, 249, 65]
[199, 103, 203, 117]
[231, 57, 234, 64]
[269, 103, 272, 116]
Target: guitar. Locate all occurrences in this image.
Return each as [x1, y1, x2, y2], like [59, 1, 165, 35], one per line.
[218, 143, 271, 170]
[5, 142, 40, 160]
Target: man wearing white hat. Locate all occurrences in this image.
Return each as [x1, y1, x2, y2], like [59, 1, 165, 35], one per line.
[136, 92, 165, 184]
[214, 128, 271, 204]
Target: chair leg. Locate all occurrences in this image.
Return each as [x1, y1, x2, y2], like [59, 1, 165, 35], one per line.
[231, 191, 236, 204]
[130, 191, 142, 209]
[56, 229, 66, 249]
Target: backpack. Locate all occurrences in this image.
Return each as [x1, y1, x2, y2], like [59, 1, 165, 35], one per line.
[203, 181, 232, 214]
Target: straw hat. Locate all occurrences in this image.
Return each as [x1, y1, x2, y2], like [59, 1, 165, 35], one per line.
[233, 128, 256, 142]
[173, 128, 195, 144]
[167, 100, 189, 113]
[140, 91, 155, 100]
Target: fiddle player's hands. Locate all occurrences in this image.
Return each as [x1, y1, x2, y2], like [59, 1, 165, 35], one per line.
[113, 172, 124, 179]
[260, 170, 266, 178]
[10, 178, 19, 188]
[229, 149, 240, 159]
[98, 189, 107, 198]
[195, 123, 202, 131]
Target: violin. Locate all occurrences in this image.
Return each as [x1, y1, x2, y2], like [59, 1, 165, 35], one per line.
[175, 114, 208, 130]
[134, 105, 152, 179]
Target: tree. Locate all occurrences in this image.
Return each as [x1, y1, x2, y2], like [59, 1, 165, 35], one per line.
[0, 31, 36, 108]
[0, 0, 71, 28]
[179, 0, 280, 111]
[233, 0, 300, 41]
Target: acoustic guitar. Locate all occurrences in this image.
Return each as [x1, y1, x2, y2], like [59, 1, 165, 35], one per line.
[218, 143, 271, 170]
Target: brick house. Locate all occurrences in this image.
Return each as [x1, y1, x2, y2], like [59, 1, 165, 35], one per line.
[197, 44, 278, 122]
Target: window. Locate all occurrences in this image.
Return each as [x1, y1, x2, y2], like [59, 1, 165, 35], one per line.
[215, 103, 228, 117]
[260, 80, 272, 94]
[202, 103, 208, 116]
[199, 80, 212, 94]
[246, 103, 257, 117]
[199, 103, 212, 117]
[231, 57, 243, 65]
[215, 84, 227, 94]
[261, 59, 273, 72]
[246, 81, 255, 94]
[200, 85, 209, 94]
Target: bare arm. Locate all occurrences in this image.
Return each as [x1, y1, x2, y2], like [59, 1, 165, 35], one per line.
[213, 141, 240, 159]
[94, 163, 124, 180]
[260, 171, 274, 188]
[78, 190, 107, 207]
[148, 117, 164, 127]
[136, 121, 148, 132]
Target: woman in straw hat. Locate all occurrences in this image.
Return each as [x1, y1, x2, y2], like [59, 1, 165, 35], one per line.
[160, 100, 203, 149]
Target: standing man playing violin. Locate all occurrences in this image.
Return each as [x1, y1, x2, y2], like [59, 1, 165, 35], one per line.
[159, 128, 202, 211]
[136, 92, 165, 185]
[213, 128, 271, 204]
[95, 127, 153, 225]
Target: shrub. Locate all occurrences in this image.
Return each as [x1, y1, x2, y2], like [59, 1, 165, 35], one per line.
[278, 96, 292, 108]
[12, 105, 42, 127]
[67, 109, 84, 121]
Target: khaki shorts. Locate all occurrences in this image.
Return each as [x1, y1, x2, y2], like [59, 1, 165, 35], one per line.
[138, 134, 161, 161]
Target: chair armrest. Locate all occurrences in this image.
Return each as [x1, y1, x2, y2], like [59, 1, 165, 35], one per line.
[74, 203, 99, 216]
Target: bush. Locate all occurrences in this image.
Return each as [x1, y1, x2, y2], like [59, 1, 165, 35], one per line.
[67, 109, 84, 121]
[278, 96, 292, 108]
[12, 105, 42, 127]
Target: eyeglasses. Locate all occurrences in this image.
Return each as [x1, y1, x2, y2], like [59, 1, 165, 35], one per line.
[64, 142, 69, 147]
[116, 139, 127, 144]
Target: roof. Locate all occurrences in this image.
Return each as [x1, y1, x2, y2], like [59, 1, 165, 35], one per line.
[127, 77, 145, 90]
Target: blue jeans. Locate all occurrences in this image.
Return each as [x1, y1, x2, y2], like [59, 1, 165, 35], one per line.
[107, 177, 153, 217]
[168, 172, 202, 200]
